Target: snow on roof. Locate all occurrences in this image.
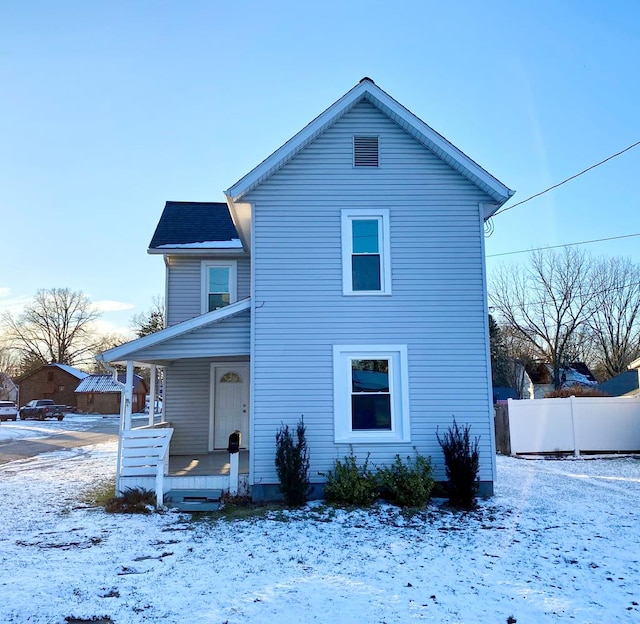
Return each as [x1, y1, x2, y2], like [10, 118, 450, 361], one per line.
[155, 239, 243, 249]
[51, 363, 89, 379]
[75, 374, 143, 393]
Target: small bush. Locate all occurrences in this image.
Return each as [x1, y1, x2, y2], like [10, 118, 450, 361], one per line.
[275, 416, 311, 507]
[323, 452, 379, 506]
[377, 454, 434, 507]
[544, 386, 609, 398]
[104, 487, 156, 514]
[436, 418, 480, 510]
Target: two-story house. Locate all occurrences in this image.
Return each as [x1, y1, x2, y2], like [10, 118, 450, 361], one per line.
[98, 78, 514, 504]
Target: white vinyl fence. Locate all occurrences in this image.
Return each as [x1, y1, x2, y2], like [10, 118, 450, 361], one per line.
[507, 396, 640, 455]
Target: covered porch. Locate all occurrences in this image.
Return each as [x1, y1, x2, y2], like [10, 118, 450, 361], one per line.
[96, 299, 252, 505]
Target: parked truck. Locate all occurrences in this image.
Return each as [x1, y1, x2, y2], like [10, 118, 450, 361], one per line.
[19, 399, 66, 421]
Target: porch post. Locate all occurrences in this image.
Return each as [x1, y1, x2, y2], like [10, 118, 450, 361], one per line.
[229, 452, 239, 495]
[149, 364, 157, 427]
[124, 360, 134, 431]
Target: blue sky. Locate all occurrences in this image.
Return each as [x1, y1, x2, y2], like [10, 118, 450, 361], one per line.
[1, 1, 639, 335]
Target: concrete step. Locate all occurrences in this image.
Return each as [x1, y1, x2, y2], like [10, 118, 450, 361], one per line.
[165, 489, 223, 512]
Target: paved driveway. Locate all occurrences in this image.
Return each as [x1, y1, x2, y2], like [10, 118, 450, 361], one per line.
[0, 414, 149, 465]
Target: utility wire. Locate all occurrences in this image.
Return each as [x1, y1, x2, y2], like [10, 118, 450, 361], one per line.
[489, 276, 640, 312]
[487, 232, 640, 258]
[493, 140, 640, 217]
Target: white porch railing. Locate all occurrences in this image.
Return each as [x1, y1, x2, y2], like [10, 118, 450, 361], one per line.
[117, 427, 174, 506]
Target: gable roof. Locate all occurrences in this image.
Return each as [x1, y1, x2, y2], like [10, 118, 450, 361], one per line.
[225, 77, 514, 209]
[148, 201, 242, 254]
[18, 363, 89, 383]
[75, 374, 145, 393]
[97, 297, 252, 364]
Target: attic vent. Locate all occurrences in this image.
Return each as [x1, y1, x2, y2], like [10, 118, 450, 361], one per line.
[354, 136, 379, 167]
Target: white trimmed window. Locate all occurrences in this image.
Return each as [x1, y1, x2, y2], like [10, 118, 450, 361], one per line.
[333, 345, 410, 443]
[201, 261, 237, 313]
[341, 209, 391, 295]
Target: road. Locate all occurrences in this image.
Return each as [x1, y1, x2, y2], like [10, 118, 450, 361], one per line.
[0, 415, 121, 465]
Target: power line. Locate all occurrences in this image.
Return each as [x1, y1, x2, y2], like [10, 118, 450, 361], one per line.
[487, 232, 640, 258]
[493, 140, 640, 217]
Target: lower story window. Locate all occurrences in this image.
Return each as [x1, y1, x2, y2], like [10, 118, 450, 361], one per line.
[333, 345, 410, 443]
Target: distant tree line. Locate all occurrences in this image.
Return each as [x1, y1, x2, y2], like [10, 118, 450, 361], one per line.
[489, 247, 640, 390]
[0, 288, 164, 379]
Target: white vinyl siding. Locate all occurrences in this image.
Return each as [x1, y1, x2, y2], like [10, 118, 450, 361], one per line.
[132, 311, 250, 361]
[245, 99, 496, 487]
[166, 255, 250, 325]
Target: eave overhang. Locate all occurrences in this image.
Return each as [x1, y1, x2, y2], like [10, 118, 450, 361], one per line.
[97, 298, 251, 365]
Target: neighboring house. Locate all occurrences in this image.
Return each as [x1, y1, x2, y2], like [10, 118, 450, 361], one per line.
[525, 361, 598, 398]
[597, 370, 639, 397]
[18, 363, 89, 408]
[75, 374, 148, 414]
[97, 78, 514, 501]
[0, 372, 19, 402]
[493, 387, 519, 403]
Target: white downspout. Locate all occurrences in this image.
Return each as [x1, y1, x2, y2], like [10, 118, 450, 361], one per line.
[149, 364, 157, 427]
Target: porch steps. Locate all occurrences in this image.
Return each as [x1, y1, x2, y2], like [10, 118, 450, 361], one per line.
[164, 488, 223, 512]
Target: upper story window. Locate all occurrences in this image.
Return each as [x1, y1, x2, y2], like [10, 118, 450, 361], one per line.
[341, 209, 391, 296]
[201, 261, 237, 313]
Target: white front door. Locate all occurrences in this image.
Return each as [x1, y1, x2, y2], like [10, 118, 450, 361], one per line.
[210, 365, 249, 451]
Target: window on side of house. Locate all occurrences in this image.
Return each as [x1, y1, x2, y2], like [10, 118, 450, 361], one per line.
[341, 209, 391, 295]
[333, 345, 410, 443]
[201, 261, 237, 313]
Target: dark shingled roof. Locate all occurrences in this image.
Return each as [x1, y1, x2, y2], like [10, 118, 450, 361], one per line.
[149, 202, 239, 249]
[597, 370, 640, 396]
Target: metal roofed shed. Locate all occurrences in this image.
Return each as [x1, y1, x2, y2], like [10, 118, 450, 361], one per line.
[75, 373, 148, 414]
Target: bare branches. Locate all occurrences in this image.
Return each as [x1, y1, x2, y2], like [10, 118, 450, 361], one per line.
[489, 248, 598, 388]
[490, 248, 640, 386]
[588, 257, 640, 377]
[0, 288, 102, 370]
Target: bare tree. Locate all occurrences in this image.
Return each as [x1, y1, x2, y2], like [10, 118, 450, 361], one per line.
[1, 288, 102, 370]
[588, 257, 640, 378]
[489, 248, 598, 389]
[130, 295, 165, 338]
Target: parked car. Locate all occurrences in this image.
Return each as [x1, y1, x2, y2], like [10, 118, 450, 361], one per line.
[0, 401, 18, 421]
[19, 399, 66, 421]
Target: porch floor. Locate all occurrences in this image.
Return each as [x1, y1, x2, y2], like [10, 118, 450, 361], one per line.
[168, 451, 249, 477]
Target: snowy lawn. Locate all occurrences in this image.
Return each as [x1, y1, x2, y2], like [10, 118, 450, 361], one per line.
[0, 443, 638, 623]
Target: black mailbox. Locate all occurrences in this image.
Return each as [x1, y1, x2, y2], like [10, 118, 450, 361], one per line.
[227, 430, 241, 454]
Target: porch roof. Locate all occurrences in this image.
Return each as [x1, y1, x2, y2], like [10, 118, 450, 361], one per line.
[96, 298, 251, 366]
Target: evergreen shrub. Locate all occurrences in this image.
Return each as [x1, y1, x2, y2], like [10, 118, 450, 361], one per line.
[377, 454, 434, 507]
[275, 416, 311, 507]
[323, 452, 379, 506]
[436, 418, 480, 510]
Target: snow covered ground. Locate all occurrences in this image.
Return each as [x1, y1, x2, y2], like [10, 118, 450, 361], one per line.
[0, 435, 639, 623]
[0, 413, 147, 443]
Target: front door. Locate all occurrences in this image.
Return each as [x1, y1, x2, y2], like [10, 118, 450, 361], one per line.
[210, 365, 249, 451]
